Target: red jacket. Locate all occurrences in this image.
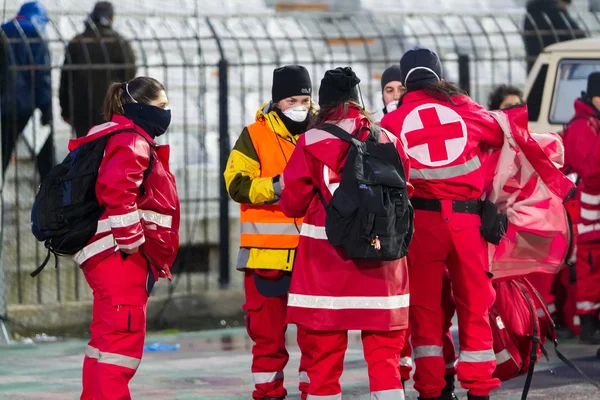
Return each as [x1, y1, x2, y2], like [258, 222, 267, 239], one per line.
[563, 99, 600, 243]
[381, 90, 504, 200]
[280, 106, 412, 331]
[69, 115, 180, 280]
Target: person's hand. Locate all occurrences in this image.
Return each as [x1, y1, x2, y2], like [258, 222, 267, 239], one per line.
[122, 247, 139, 255]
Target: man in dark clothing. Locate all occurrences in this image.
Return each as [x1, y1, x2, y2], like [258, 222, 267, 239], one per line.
[59, 2, 136, 138]
[1, 1, 54, 180]
[523, 0, 587, 73]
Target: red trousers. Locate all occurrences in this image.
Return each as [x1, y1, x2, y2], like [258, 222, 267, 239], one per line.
[575, 243, 600, 316]
[297, 326, 406, 398]
[243, 271, 309, 400]
[408, 208, 500, 398]
[400, 271, 457, 382]
[81, 252, 151, 400]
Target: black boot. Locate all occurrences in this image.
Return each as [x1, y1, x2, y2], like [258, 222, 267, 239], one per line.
[467, 394, 489, 400]
[579, 315, 600, 345]
[442, 375, 459, 400]
[263, 397, 285, 400]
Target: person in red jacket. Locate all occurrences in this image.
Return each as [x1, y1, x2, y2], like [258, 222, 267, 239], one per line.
[562, 72, 600, 344]
[69, 76, 180, 400]
[280, 67, 412, 399]
[382, 47, 504, 400]
[379, 64, 459, 398]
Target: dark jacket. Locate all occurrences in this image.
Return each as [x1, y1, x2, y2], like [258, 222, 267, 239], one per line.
[0, 2, 51, 119]
[523, 0, 586, 72]
[59, 22, 136, 137]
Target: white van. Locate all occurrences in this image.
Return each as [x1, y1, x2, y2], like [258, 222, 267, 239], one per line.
[524, 37, 600, 134]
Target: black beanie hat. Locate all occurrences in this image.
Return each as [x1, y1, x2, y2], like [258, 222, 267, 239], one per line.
[318, 67, 361, 107]
[90, 1, 114, 26]
[587, 72, 600, 99]
[272, 65, 312, 103]
[399, 46, 443, 91]
[381, 65, 403, 92]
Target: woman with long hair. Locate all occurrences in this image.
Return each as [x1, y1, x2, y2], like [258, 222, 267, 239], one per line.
[280, 67, 412, 398]
[70, 76, 180, 400]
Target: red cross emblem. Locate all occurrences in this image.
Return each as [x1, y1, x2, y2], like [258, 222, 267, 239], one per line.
[400, 104, 467, 167]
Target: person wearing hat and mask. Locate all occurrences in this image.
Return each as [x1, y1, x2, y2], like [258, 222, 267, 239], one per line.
[224, 65, 314, 400]
[382, 46, 505, 400]
[562, 71, 600, 345]
[381, 64, 459, 400]
[59, 1, 136, 138]
[279, 67, 412, 398]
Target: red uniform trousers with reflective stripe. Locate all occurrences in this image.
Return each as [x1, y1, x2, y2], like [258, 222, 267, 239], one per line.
[81, 252, 150, 400]
[408, 207, 500, 398]
[243, 271, 309, 400]
[575, 243, 600, 316]
[400, 271, 457, 382]
[298, 326, 406, 399]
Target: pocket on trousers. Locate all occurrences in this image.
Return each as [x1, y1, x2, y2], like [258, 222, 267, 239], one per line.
[113, 304, 145, 333]
[242, 299, 263, 341]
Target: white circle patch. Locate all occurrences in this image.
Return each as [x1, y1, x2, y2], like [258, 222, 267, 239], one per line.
[400, 103, 468, 167]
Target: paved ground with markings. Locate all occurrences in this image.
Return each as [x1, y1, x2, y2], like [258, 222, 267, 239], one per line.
[0, 326, 599, 399]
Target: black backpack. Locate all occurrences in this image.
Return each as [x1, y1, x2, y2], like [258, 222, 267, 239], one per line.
[30, 129, 154, 277]
[317, 123, 414, 261]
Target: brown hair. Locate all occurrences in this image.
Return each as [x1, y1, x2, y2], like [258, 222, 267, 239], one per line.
[309, 101, 376, 132]
[400, 81, 468, 107]
[103, 76, 165, 121]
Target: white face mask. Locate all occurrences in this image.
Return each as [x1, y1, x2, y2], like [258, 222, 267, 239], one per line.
[282, 106, 309, 122]
[385, 101, 398, 114]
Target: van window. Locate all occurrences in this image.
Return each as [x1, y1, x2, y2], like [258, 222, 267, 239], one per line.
[550, 59, 600, 125]
[527, 64, 548, 122]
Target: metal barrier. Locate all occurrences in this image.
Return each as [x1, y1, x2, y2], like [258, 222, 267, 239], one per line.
[0, 8, 599, 333]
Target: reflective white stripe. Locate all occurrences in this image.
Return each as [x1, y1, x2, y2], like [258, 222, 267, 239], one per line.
[109, 210, 140, 228]
[459, 349, 496, 363]
[581, 192, 600, 206]
[446, 360, 457, 369]
[73, 235, 117, 265]
[323, 165, 340, 196]
[98, 351, 141, 370]
[299, 371, 310, 384]
[495, 349, 512, 365]
[253, 371, 283, 384]
[537, 308, 546, 318]
[139, 210, 172, 228]
[96, 219, 111, 234]
[413, 345, 443, 359]
[118, 236, 145, 251]
[410, 156, 481, 180]
[574, 315, 581, 327]
[372, 389, 405, 400]
[576, 223, 600, 235]
[241, 222, 299, 235]
[580, 207, 600, 221]
[547, 303, 557, 314]
[85, 345, 99, 359]
[399, 356, 413, 368]
[288, 293, 409, 310]
[576, 301, 600, 311]
[300, 224, 328, 240]
[308, 395, 341, 400]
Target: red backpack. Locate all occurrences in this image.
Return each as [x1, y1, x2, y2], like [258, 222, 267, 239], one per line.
[490, 277, 600, 399]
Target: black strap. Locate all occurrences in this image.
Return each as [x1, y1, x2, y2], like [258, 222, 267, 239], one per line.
[30, 249, 58, 278]
[553, 340, 600, 390]
[517, 279, 540, 400]
[319, 123, 358, 144]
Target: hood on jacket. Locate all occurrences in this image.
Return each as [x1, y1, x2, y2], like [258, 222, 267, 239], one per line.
[15, 1, 49, 32]
[255, 101, 298, 142]
[574, 97, 600, 120]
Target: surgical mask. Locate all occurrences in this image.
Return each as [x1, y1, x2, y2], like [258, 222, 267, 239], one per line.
[282, 106, 309, 123]
[123, 103, 171, 138]
[385, 101, 398, 114]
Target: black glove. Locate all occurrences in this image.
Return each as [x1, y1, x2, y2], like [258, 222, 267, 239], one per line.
[272, 174, 282, 196]
[480, 200, 507, 245]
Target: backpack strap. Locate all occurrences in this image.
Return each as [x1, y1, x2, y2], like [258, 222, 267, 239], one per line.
[319, 123, 358, 144]
[516, 279, 540, 400]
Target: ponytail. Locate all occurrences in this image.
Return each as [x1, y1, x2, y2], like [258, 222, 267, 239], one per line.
[103, 82, 125, 121]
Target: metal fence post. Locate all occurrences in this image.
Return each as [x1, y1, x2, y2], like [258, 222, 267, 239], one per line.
[0, 95, 11, 345]
[218, 58, 230, 290]
[458, 54, 471, 96]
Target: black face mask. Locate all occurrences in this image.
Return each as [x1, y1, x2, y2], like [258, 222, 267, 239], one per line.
[123, 103, 171, 138]
[274, 107, 310, 135]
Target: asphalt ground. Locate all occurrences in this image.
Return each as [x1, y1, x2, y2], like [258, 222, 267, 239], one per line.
[0, 326, 599, 399]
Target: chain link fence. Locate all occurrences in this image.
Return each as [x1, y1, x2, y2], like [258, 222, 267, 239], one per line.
[1, 5, 599, 335]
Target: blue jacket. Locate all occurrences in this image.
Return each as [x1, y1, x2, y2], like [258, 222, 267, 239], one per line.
[1, 2, 51, 118]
